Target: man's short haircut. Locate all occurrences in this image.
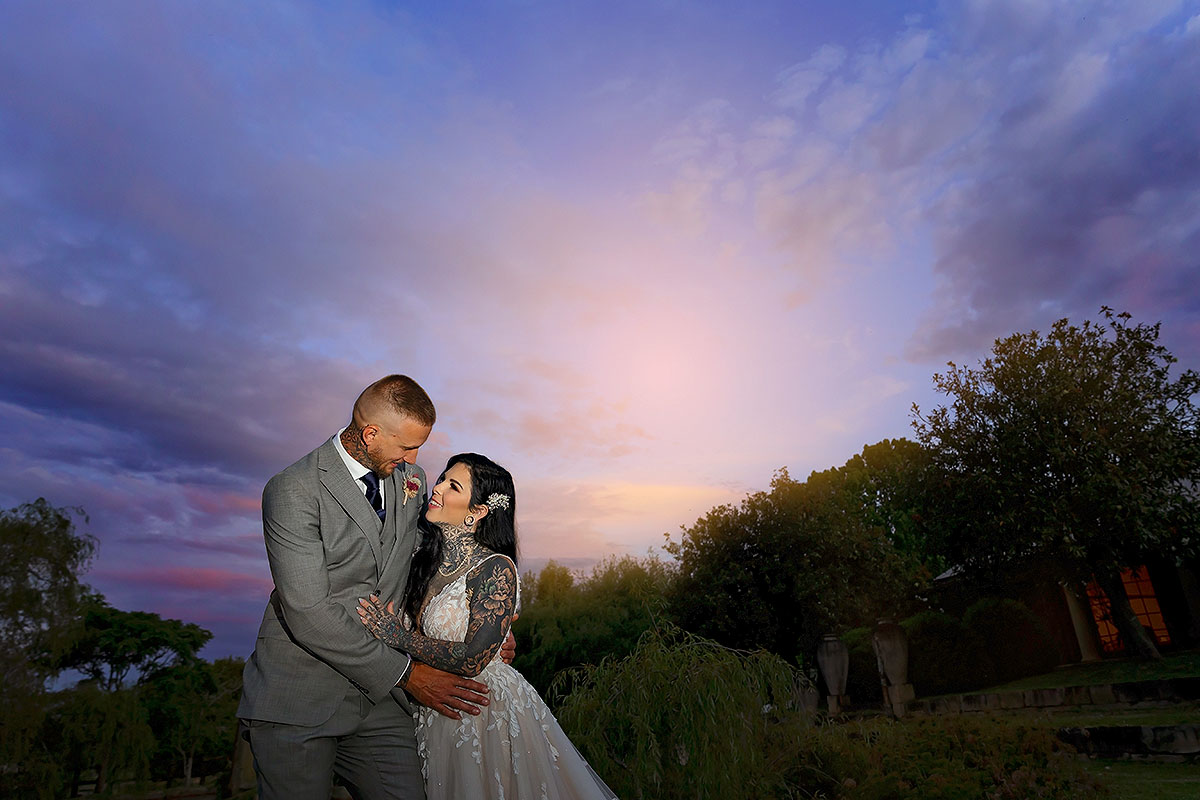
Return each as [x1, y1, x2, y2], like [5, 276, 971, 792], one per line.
[358, 374, 436, 427]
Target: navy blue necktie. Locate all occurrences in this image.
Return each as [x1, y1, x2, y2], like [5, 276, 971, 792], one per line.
[360, 472, 386, 522]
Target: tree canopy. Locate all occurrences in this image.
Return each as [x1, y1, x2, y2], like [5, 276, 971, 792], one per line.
[666, 451, 925, 664]
[0, 498, 96, 688]
[57, 600, 213, 691]
[806, 438, 941, 575]
[913, 308, 1200, 657]
[514, 555, 671, 697]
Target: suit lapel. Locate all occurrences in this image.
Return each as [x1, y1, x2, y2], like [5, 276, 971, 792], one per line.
[317, 440, 383, 569]
[379, 465, 412, 574]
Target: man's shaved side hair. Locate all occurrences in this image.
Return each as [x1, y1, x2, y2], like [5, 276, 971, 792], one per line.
[352, 374, 436, 428]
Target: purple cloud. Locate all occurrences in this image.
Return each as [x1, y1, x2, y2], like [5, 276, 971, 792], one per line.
[909, 5, 1200, 360]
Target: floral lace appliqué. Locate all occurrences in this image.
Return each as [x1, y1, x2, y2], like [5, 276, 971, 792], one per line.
[413, 555, 618, 800]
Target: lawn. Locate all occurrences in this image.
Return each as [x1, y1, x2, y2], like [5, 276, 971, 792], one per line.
[1083, 760, 1200, 800]
[920, 651, 1200, 798]
[983, 649, 1200, 693]
[1029, 704, 1200, 727]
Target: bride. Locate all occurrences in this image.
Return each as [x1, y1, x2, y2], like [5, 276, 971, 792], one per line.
[357, 452, 618, 800]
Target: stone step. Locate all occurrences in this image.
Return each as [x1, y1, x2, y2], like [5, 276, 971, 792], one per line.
[908, 676, 1200, 715]
[1057, 724, 1200, 759]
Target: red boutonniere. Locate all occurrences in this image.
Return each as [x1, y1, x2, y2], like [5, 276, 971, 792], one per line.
[403, 474, 421, 506]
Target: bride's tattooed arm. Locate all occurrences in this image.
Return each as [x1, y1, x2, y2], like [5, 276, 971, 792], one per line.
[358, 556, 516, 678]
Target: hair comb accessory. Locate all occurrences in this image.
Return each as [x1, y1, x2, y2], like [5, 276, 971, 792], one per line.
[486, 493, 511, 510]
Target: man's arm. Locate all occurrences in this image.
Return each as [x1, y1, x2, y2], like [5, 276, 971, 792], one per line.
[261, 470, 406, 703]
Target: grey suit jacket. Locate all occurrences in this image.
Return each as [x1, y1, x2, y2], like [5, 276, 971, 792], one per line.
[237, 437, 427, 726]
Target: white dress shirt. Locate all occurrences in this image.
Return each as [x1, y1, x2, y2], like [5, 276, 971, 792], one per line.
[333, 427, 385, 512]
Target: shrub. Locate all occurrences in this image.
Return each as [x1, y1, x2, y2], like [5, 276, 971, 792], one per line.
[964, 598, 1062, 684]
[903, 612, 996, 696]
[553, 623, 812, 800]
[553, 624, 1107, 798]
[794, 715, 1108, 799]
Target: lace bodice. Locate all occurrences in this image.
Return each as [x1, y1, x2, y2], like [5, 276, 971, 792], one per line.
[420, 554, 517, 661]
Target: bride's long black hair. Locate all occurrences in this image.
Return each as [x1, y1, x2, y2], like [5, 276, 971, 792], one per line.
[403, 453, 518, 624]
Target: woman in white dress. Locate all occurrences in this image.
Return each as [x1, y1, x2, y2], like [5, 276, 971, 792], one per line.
[357, 453, 618, 800]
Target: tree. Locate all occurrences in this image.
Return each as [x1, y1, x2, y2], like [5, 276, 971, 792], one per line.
[57, 600, 213, 690]
[48, 681, 155, 796]
[847, 440, 940, 572]
[514, 556, 672, 697]
[51, 603, 212, 792]
[810, 439, 942, 575]
[0, 499, 95, 797]
[913, 308, 1200, 659]
[0, 498, 96, 683]
[144, 657, 244, 785]
[666, 465, 919, 665]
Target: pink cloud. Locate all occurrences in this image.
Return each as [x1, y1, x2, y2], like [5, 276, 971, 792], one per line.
[182, 485, 261, 516]
[94, 565, 273, 596]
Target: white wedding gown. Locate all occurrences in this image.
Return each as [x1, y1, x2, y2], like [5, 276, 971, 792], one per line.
[415, 556, 619, 800]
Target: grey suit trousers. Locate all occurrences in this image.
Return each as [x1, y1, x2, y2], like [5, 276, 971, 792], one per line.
[247, 686, 423, 800]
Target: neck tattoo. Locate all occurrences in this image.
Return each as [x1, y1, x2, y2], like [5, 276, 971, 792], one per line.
[437, 523, 488, 577]
[341, 426, 375, 472]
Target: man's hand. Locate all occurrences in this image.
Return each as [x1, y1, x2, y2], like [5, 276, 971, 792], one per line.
[403, 662, 489, 720]
[499, 614, 518, 664]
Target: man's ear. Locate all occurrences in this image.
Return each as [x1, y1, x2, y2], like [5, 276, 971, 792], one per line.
[361, 424, 379, 445]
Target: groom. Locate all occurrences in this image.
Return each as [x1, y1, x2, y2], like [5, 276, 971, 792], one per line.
[238, 375, 499, 799]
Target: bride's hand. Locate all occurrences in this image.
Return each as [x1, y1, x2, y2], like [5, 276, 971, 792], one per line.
[357, 594, 405, 649]
[499, 614, 518, 664]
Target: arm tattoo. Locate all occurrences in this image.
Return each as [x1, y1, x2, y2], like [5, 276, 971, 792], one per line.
[359, 600, 408, 649]
[362, 557, 516, 677]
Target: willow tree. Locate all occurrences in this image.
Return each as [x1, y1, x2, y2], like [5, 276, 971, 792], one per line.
[913, 309, 1200, 659]
[0, 499, 95, 797]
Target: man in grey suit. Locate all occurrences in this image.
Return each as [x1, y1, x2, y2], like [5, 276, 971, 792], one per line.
[238, 375, 493, 799]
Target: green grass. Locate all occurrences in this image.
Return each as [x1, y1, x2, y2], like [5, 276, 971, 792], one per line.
[1032, 705, 1200, 734]
[982, 649, 1200, 693]
[1083, 760, 1200, 800]
[1005, 705, 1200, 728]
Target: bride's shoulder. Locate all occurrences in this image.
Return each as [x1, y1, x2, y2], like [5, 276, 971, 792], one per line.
[466, 551, 517, 578]
[465, 553, 519, 600]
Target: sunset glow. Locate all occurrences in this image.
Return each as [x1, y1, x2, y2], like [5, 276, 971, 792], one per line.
[2, 1, 1197, 659]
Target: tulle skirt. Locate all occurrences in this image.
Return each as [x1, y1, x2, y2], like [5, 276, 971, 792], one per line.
[416, 660, 618, 800]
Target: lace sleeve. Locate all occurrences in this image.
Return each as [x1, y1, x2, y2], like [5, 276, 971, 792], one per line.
[363, 555, 517, 677]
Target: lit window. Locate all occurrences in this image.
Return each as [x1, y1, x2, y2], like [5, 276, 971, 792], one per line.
[1085, 566, 1171, 654]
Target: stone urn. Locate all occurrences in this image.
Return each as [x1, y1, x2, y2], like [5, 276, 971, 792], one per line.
[872, 618, 914, 716]
[816, 633, 850, 714]
[816, 634, 849, 693]
[871, 618, 908, 686]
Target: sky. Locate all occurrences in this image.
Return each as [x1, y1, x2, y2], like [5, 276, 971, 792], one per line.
[2, 0, 1198, 661]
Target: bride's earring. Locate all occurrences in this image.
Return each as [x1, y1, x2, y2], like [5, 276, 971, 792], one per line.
[464, 514, 476, 528]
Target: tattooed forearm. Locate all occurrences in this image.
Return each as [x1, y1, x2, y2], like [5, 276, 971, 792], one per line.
[358, 557, 516, 677]
[393, 629, 479, 675]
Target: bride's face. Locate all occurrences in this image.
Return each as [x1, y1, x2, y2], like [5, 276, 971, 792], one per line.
[426, 462, 480, 527]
